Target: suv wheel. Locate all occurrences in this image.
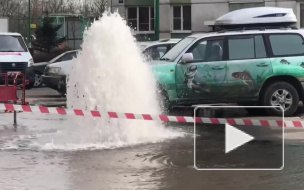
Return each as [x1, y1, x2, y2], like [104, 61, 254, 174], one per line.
[26, 81, 35, 90]
[159, 90, 172, 114]
[261, 82, 299, 117]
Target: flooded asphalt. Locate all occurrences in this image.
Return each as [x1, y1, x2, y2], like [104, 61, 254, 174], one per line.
[0, 88, 303, 190]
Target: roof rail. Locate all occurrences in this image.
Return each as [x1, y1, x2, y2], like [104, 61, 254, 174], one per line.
[217, 25, 298, 33]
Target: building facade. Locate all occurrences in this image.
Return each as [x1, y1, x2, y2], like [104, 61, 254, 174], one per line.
[111, 0, 304, 40]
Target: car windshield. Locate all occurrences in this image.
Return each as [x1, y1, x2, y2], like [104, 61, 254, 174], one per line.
[160, 37, 195, 61]
[0, 35, 27, 52]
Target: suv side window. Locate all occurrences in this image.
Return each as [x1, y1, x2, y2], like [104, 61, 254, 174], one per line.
[269, 34, 304, 56]
[254, 35, 267, 58]
[228, 35, 267, 60]
[187, 39, 224, 62]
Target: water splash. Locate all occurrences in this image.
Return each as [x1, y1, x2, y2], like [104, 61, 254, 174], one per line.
[62, 11, 182, 149]
[0, 12, 183, 152]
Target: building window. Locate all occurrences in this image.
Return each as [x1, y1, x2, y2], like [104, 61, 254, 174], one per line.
[229, 2, 265, 12]
[127, 7, 154, 32]
[127, 8, 137, 30]
[172, 5, 191, 32]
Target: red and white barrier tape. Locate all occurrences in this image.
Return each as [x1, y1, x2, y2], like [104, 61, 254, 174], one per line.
[0, 104, 303, 128]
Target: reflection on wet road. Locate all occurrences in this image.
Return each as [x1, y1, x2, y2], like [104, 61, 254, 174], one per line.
[0, 113, 303, 190]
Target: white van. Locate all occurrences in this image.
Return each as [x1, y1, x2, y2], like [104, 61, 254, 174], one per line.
[0, 33, 35, 88]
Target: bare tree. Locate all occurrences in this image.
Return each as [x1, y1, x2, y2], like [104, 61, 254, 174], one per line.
[92, 0, 107, 17]
[0, 0, 107, 17]
[10, 0, 110, 17]
[0, 0, 21, 17]
[79, 0, 107, 17]
[15, 0, 28, 17]
[32, 0, 43, 17]
[42, 0, 66, 14]
[80, 0, 92, 16]
[66, 0, 82, 14]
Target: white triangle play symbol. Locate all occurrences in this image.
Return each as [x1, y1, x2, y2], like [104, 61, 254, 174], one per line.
[225, 123, 255, 154]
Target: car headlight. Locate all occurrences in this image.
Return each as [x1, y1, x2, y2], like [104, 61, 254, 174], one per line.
[28, 58, 34, 67]
[48, 67, 61, 74]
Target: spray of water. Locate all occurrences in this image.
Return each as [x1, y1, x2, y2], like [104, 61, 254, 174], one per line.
[61, 11, 182, 149]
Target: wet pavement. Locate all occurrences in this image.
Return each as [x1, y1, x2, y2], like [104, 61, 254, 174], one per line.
[0, 88, 303, 190]
[19, 87, 66, 107]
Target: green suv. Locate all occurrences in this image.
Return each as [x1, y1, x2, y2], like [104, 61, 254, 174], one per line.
[152, 29, 304, 116]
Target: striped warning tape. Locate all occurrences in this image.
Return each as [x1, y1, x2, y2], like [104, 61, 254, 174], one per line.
[0, 104, 303, 128]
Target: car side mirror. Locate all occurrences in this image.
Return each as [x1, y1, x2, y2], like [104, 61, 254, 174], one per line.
[181, 53, 193, 64]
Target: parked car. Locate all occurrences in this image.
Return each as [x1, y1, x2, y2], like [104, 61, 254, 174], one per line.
[152, 7, 304, 116]
[42, 50, 78, 96]
[139, 38, 181, 61]
[0, 32, 35, 88]
[41, 39, 180, 96]
[33, 50, 78, 87]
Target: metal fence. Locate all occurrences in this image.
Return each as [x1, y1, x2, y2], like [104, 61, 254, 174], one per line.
[8, 16, 92, 49]
[9, 17, 40, 38]
[47, 15, 92, 49]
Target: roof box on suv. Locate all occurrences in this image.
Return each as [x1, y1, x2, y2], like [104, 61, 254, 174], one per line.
[214, 7, 297, 30]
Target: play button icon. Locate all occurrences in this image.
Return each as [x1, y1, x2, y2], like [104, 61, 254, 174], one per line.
[225, 123, 254, 154]
[194, 106, 284, 170]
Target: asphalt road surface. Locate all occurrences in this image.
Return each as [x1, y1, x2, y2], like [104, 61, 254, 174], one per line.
[0, 87, 302, 190]
[21, 87, 66, 107]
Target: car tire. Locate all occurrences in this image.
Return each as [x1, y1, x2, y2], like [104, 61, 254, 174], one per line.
[25, 67, 35, 90]
[261, 81, 299, 117]
[26, 80, 35, 90]
[34, 73, 43, 87]
[58, 78, 66, 97]
[159, 90, 172, 114]
[59, 90, 66, 98]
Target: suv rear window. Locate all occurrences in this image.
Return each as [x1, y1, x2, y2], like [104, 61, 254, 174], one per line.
[269, 34, 304, 56]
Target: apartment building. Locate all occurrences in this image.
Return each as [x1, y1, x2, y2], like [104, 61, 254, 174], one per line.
[110, 0, 304, 40]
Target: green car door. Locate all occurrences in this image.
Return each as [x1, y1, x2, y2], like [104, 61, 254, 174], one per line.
[225, 34, 272, 99]
[176, 37, 228, 101]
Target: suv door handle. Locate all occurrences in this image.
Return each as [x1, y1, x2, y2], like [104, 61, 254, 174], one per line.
[212, 66, 224, 70]
[256, 63, 269, 67]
